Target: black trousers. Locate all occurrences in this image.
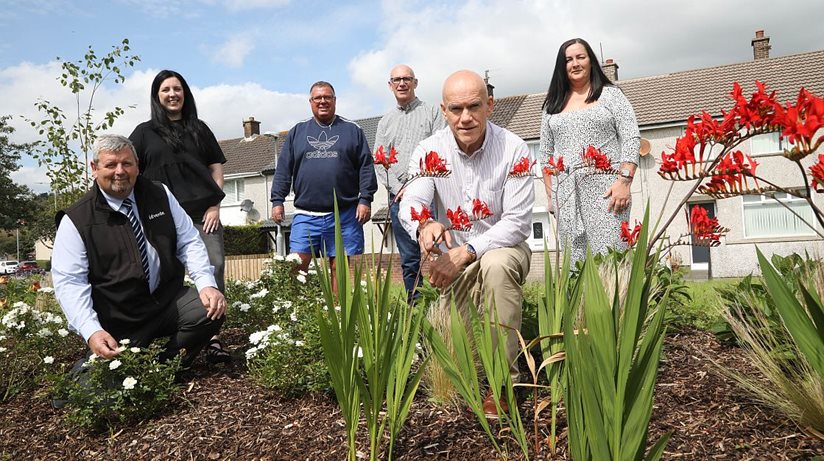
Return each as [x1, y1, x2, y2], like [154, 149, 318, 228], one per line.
[71, 286, 223, 370]
[125, 286, 224, 367]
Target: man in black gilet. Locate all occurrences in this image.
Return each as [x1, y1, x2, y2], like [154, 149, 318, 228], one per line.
[52, 134, 226, 366]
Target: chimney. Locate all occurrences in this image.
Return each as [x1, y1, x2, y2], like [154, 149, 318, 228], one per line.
[752, 30, 771, 60]
[243, 117, 261, 138]
[483, 70, 495, 98]
[602, 58, 619, 82]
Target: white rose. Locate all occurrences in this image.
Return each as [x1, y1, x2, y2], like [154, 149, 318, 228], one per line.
[109, 360, 122, 370]
[122, 376, 137, 390]
[43, 356, 55, 364]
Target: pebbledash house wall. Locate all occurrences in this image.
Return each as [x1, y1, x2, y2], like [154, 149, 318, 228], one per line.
[634, 125, 824, 278]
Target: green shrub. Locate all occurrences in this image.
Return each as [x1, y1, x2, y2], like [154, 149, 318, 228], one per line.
[715, 251, 824, 439]
[665, 279, 732, 331]
[239, 255, 330, 395]
[224, 224, 269, 255]
[53, 340, 181, 431]
[0, 290, 84, 402]
[520, 281, 543, 343]
[712, 253, 820, 348]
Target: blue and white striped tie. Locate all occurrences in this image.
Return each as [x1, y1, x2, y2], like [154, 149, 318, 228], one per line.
[121, 198, 150, 278]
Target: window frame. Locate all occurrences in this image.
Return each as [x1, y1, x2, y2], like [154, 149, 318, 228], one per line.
[222, 178, 246, 204]
[741, 189, 817, 238]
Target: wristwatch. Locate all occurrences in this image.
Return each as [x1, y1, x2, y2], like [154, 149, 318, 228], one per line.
[619, 168, 634, 182]
[464, 243, 477, 262]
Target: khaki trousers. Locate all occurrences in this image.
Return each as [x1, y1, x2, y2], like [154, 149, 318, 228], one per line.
[439, 242, 531, 380]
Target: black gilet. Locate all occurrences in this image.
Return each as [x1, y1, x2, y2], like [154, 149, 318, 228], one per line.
[56, 177, 184, 337]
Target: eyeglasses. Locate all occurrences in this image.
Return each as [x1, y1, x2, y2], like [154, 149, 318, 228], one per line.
[311, 95, 335, 103]
[389, 76, 415, 86]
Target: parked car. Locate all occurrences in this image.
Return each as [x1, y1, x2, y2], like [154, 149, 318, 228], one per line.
[0, 261, 19, 274]
[16, 261, 44, 275]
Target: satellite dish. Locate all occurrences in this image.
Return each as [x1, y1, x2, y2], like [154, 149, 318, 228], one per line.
[639, 138, 651, 157]
[246, 209, 261, 223]
[239, 199, 254, 212]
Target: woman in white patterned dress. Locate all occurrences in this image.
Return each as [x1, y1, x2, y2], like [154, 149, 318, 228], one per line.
[539, 38, 641, 264]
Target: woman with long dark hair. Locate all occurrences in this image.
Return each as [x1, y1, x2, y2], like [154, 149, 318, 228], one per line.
[129, 70, 230, 363]
[539, 38, 640, 264]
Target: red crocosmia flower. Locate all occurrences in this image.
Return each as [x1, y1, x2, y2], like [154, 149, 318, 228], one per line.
[471, 199, 492, 220]
[583, 145, 612, 171]
[410, 205, 432, 225]
[373, 145, 398, 170]
[620, 220, 641, 247]
[698, 149, 765, 197]
[420, 151, 449, 175]
[689, 206, 723, 243]
[810, 154, 824, 193]
[30, 281, 41, 292]
[544, 156, 565, 176]
[728, 81, 782, 133]
[776, 87, 824, 159]
[446, 207, 472, 231]
[508, 157, 536, 177]
[658, 152, 679, 176]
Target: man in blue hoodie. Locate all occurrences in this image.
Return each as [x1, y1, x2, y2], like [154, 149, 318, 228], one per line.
[271, 81, 378, 281]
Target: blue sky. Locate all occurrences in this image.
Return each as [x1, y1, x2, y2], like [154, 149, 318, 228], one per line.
[2, 0, 823, 192]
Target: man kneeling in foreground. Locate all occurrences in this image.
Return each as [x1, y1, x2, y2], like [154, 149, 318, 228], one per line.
[399, 70, 534, 417]
[52, 134, 226, 369]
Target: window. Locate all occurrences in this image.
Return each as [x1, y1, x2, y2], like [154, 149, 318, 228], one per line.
[532, 222, 543, 240]
[223, 179, 245, 203]
[742, 190, 816, 238]
[526, 141, 543, 177]
[750, 132, 782, 155]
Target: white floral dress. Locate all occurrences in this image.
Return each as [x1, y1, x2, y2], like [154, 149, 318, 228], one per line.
[539, 86, 641, 264]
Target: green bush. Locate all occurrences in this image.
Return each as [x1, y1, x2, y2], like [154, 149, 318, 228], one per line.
[0, 287, 84, 402]
[665, 279, 732, 331]
[711, 252, 820, 349]
[520, 281, 543, 343]
[224, 224, 268, 255]
[53, 340, 181, 431]
[236, 255, 330, 395]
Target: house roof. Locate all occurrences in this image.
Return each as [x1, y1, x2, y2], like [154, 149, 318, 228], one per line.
[617, 50, 824, 127]
[356, 115, 382, 150]
[489, 94, 527, 131]
[218, 135, 277, 176]
[503, 93, 544, 141]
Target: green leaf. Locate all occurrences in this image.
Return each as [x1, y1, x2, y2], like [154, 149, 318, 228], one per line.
[757, 248, 824, 378]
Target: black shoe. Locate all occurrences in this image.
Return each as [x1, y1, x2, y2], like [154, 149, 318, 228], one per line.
[203, 339, 231, 364]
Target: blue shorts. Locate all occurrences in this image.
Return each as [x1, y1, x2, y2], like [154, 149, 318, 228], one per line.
[290, 206, 364, 257]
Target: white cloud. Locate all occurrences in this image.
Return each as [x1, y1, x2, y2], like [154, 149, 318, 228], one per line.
[212, 35, 255, 68]
[10, 166, 50, 193]
[193, 82, 309, 138]
[0, 62, 310, 193]
[349, 0, 824, 109]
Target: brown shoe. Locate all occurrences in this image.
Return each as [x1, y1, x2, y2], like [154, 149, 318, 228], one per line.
[482, 391, 509, 418]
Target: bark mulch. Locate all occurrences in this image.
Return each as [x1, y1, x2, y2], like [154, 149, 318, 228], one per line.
[1, 328, 822, 460]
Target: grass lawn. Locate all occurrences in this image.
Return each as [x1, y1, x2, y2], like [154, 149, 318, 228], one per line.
[668, 277, 742, 331]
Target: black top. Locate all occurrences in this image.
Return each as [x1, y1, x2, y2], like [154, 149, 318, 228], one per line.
[129, 120, 226, 220]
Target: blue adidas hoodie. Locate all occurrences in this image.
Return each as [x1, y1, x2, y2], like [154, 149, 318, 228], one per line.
[270, 116, 377, 212]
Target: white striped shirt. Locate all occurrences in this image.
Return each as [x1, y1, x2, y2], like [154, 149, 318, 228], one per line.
[374, 98, 446, 195]
[399, 122, 535, 258]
